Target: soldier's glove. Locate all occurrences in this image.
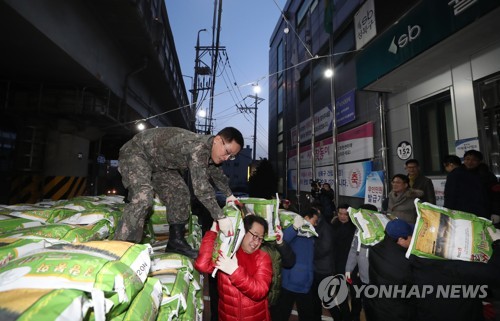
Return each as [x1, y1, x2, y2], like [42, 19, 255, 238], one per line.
[293, 215, 305, 230]
[216, 251, 239, 275]
[218, 217, 234, 237]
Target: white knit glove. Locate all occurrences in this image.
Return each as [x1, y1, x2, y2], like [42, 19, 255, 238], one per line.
[226, 194, 238, 204]
[275, 226, 283, 245]
[293, 215, 304, 230]
[217, 217, 234, 236]
[487, 226, 500, 242]
[216, 251, 239, 275]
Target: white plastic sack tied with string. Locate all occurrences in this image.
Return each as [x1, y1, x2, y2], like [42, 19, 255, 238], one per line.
[211, 201, 245, 277]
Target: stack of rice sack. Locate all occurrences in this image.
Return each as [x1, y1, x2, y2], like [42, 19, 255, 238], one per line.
[0, 195, 204, 321]
[406, 199, 498, 263]
[149, 252, 203, 321]
[0, 196, 124, 267]
[0, 240, 153, 321]
[348, 207, 395, 246]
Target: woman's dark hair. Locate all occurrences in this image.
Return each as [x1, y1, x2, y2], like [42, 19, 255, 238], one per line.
[243, 215, 268, 235]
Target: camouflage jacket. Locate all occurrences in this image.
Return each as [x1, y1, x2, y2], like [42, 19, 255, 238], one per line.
[120, 127, 232, 219]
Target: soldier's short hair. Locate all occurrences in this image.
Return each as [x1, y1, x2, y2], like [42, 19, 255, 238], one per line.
[217, 127, 244, 148]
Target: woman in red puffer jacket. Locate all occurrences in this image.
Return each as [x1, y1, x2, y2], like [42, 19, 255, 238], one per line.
[195, 215, 273, 321]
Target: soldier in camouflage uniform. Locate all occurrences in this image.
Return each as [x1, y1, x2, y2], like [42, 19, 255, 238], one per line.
[114, 126, 243, 258]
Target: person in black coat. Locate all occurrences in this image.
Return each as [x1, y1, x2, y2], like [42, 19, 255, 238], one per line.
[367, 219, 416, 321]
[330, 203, 358, 321]
[409, 228, 500, 321]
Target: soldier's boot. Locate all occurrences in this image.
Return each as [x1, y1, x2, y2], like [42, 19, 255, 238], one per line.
[114, 218, 145, 243]
[166, 223, 198, 259]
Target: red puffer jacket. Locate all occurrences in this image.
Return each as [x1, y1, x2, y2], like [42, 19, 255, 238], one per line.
[194, 231, 272, 321]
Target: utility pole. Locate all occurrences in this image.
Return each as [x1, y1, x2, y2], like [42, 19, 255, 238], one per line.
[241, 86, 264, 161]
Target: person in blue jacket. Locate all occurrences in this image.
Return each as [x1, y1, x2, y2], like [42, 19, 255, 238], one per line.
[272, 208, 319, 321]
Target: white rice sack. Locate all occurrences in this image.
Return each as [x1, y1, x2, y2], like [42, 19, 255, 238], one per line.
[348, 207, 393, 246]
[239, 197, 280, 241]
[406, 199, 496, 263]
[0, 216, 44, 233]
[120, 277, 162, 321]
[0, 223, 74, 239]
[4, 206, 76, 223]
[0, 237, 68, 268]
[278, 209, 298, 229]
[211, 202, 245, 277]
[278, 209, 318, 238]
[60, 219, 113, 242]
[0, 288, 91, 321]
[150, 253, 194, 275]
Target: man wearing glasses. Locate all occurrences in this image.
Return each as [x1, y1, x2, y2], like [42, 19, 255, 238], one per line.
[114, 126, 243, 259]
[195, 214, 273, 321]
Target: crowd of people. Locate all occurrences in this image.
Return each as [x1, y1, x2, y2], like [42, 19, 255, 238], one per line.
[113, 126, 499, 321]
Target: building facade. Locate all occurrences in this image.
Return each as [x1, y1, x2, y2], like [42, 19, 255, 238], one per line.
[268, 0, 500, 211]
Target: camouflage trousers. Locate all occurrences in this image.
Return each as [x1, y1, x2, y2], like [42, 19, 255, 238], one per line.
[114, 151, 191, 242]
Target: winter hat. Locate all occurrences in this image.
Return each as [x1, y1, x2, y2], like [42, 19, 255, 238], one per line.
[385, 219, 414, 239]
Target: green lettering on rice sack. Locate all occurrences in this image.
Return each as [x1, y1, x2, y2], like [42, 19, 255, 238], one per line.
[0, 288, 91, 321]
[406, 200, 496, 263]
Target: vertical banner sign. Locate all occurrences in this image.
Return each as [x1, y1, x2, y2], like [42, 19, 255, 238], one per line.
[364, 171, 384, 210]
[432, 179, 446, 207]
[314, 105, 333, 136]
[338, 161, 372, 198]
[354, 0, 377, 50]
[337, 122, 374, 164]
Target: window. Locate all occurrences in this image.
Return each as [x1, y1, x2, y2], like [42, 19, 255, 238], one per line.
[475, 73, 500, 177]
[410, 91, 455, 175]
[277, 40, 284, 82]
